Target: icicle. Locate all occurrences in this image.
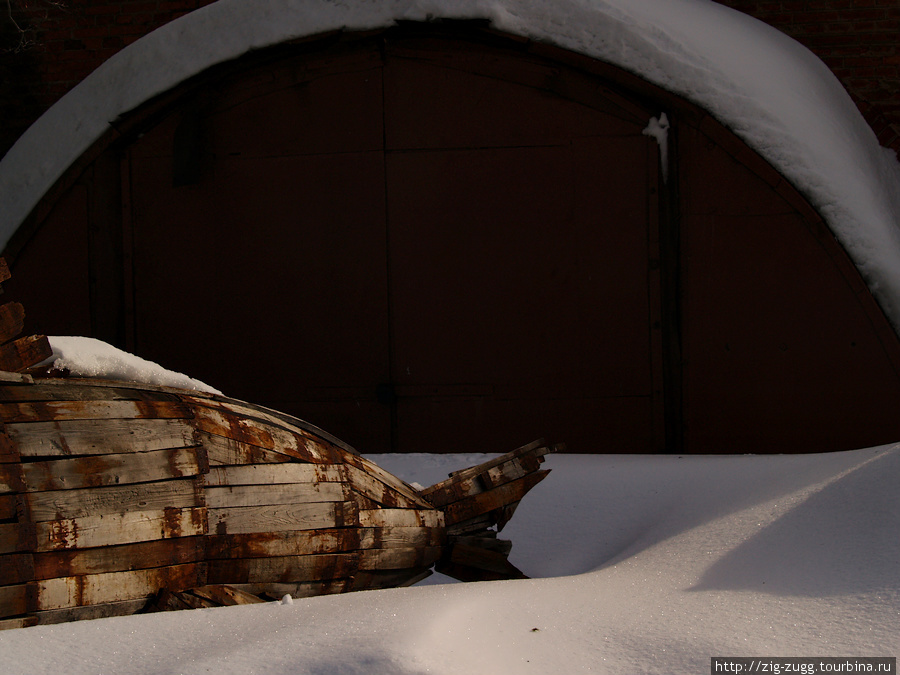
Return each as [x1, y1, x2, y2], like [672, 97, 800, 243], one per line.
[642, 113, 670, 184]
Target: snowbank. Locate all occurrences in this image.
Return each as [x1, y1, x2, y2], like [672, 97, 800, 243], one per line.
[1, 0, 900, 328]
[0, 446, 896, 674]
[41, 335, 222, 394]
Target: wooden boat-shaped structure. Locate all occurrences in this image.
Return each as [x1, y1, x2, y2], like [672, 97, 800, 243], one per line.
[0, 261, 556, 628]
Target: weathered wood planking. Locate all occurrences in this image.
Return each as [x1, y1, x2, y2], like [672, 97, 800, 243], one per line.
[183, 584, 266, 606]
[344, 463, 431, 510]
[344, 454, 433, 509]
[192, 406, 339, 464]
[7, 418, 199, 457]
[37, 563, 205, 610]
[26, 478, 203, 522]
[359, 526, 445, 550]
[0, 494, 16, 520]
[207, 501, 358, 535]
[21, 447, 205, 491]
[33, 537, 205, 578]
[0, 303, 25, 345]
[0, 382, 186, 403]
[0, 553, 33, 585]
[185, 395, 356, 457]
[420, 453, 543, 507]
[358, 546, 442, 570]
[204, 463, 345, 486]
[207, 553, 358, 584]
[34, 507, 208, 552]
[0, 615, 37, 630]
[0, 583, 29, 617]
[0, 336, 52, 374]
[0, 400, 192, 423]
[0, 523, 32, 555]
[358, 508, 444, 529]
[0, 463, 23, 493]
[442, 471, 550, 527]
[34, 598, 149, 626]
[205, 482, 345, 509]
[200, 431, 292, 466]
[207, 529, 361, 559]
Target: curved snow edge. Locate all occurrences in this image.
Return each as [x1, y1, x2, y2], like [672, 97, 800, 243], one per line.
[2, 0, 900, 330]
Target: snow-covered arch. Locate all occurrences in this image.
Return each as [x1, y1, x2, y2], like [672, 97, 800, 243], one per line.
[2, 0, 900, 328]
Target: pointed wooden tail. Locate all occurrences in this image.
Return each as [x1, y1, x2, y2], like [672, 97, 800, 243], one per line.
[418, 439, 561, 582]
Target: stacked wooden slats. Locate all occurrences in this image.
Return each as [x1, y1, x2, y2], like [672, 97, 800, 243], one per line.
[0, 259, 555, 627]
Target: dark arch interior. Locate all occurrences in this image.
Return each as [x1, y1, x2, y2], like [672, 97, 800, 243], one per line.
[5, 24, 900, 454]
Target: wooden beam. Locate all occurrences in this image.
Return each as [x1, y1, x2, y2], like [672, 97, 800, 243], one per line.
[0, 336, 52, 373]
[8, 418, 199, 457]
[34, 507, 208, 552]
[0, 399, 192, 424]
[204, 482, 345, 509]
[204, 463, 345, 486]
[22, 447, 204, 491]
[207, 529, 361, 559]
[207, 501, 358, 535]
[33, 537, 205, 578]
[25, 478, 203, 522]
[0, 303, 25, 345]
[36, 563, 205, 610]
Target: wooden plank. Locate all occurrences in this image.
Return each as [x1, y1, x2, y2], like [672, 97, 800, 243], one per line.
[33, 536, 205, 578]
[0, 371, 33, 385]
[34, 507, 208, 552]
[205, 482, 344, 509]
[344, 455, 432, 509]
[192, 406, 337, 464]
[0, 336, 52, 373]
[0, 615, 38, 630]
[21, 447, 204, 491]
[0, 495, 17, 520]
[0, 258, 10, 285]
[207, 529, 361, 560]
[26, 478, 202, 522]
[204, 463, 345, 486]
[0, 432, 19, 463]
[207, 501, 357, 535]
[358, 526, 445, 550]
[0, 382, 185, 403]
[442, 471, 550, 527]
[358, 546, 442, 570]
[421, 454, 543, 508]
[186, 396, 354, 458]
[0, 584, 29, 618]
[8, 418, 199, 457]
[200, 431, 292, 466]
[188, 585, 266, 606]
[0, 463, 23, 493]
[34, 598, 148, 625]
[207, 553, 358, 584]
[36, 562, 205, 610]
[0, 399, 192, 424]
[0, 523, 35, 555]
[357, 508, 443, 529]
[343, 464, 432, 510]
[0, 302, 25, 345]
[0, 553, 34, 584]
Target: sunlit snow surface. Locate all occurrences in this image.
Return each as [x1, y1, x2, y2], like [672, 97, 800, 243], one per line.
[0, 447, 897, 675]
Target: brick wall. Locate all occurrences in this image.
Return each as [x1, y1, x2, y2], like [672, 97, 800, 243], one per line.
[1, 0, 899, 159]
[718, 0, 900, 151]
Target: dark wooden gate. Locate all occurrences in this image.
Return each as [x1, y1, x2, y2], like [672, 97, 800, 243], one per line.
[5, 26, 900, 454]
[123, 35, 664, 453]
